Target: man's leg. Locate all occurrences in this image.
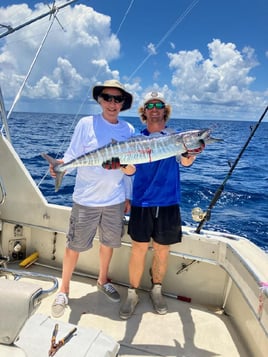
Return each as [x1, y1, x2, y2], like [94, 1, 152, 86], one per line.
[119, 241, 149, 319]
[97, 244, 120, 302]
[51, 247, 79, 318]
[60, 247, 80, 293]
[151, 242, 169, 284]
[129, 241, 149, 288]
[98, 244, 113, 285]
[150, 242, 169, 314]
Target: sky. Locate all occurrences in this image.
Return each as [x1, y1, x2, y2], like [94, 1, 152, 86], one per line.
[0, 0, 268, 121]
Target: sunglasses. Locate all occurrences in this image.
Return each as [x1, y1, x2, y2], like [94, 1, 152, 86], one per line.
[145, 102, 165, 110]
[100, 93, 125, 103]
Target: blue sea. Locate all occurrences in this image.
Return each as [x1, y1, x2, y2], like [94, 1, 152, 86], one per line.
[7, 112, 268, 252]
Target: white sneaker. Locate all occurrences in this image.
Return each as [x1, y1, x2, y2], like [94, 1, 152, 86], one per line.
[51, 292, 68, 318]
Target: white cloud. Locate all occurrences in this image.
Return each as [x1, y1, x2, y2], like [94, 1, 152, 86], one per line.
[153, 70, 160, 81]
[0, 4, 121, 107]
[166, 39, 265, 117]
[25, 57, 86, 99]
[0, 4, 267, 120]
[147, 43, 157, 55]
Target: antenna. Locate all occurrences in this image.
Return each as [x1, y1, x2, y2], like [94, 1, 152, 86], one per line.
[0, 0, 78, 39]
[47, 1, 65, 31]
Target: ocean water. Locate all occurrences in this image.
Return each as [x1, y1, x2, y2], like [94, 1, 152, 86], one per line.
[7, 111, 268, 252]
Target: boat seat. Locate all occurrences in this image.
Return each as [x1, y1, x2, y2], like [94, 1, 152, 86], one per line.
[0, 278, 42, 345]
[15, 314, 120, 357]
[0, 278, 119, 356]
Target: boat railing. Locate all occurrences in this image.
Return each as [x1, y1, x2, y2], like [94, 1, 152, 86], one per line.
[0, 176, 6, 205]
[0, 267, 58, 298]
[0, 86, 11, 143]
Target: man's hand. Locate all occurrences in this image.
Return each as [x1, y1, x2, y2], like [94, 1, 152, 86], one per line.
[182, 140, 205, 158]
[102, 157, 121, 169]
[121, 164, 136, 175]
[102, 157, 136, 175]
[50, 159, 64, 178]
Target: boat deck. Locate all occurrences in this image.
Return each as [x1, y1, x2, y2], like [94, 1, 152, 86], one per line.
[7, 264, 250, 357]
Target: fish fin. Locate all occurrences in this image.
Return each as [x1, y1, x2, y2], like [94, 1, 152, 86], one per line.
[41, 153, 64, 192]
[161, 128, 176, 134]
[207, 136, 224, 144]
[132, 134, 148, 140]
[176, 155, 181, 163]
[148, 132, 164, 138]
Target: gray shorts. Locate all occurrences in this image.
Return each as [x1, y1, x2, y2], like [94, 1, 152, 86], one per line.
[66, 202, 125, 252]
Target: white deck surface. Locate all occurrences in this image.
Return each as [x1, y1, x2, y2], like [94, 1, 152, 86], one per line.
[12, 264, 250, 357]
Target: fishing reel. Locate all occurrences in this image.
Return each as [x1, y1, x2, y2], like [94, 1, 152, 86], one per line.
[191, 207, 206, 222]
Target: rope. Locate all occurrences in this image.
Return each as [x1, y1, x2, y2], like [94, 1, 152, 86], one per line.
[7, 15, 57, 120]
[43, 0, 138, 168]
[128, 0, 199, 80]
[115, 0, 135, 36]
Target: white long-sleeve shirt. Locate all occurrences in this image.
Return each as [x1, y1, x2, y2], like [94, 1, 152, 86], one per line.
[63, 114, 135, 207]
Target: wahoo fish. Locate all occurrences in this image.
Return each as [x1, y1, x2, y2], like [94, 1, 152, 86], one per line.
[42, 128, 221, 192]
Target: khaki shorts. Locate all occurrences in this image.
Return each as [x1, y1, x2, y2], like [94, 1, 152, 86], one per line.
[66, 202, 125, 252]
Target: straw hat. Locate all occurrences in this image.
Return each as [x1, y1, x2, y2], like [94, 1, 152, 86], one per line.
[92, 79, 133, 111]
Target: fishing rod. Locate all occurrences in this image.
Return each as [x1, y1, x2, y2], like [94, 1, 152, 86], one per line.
[194, 105, 268, 234]
[0, 0, 78, 39]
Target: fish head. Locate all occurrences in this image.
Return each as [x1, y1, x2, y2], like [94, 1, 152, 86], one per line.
[181, 129, 223, 151]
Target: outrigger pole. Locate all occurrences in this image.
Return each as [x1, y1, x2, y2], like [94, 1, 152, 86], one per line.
[0, 0, 78, 39]
[195, 105, 268, 234]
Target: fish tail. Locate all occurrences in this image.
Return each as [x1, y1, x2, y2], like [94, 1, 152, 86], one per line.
[41, 153, 64, 192]
[41, 152, 58, 167]
[54, 172, 65, 192]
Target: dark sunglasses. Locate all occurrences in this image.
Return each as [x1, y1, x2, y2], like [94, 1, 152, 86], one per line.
[145, 102, 165, 110]
[100, 93, 125, 103]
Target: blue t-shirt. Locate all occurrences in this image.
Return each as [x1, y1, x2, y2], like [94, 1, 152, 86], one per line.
[131, 128, 181, 207]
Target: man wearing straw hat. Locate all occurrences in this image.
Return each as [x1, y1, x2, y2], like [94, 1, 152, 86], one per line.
[49, 80, 135, 318]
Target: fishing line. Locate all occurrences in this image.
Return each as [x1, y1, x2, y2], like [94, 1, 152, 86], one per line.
[115, 0, 135, 36]
[7, 17, 57, 120]
[38, 0, 200, 186]
[45, 0, 138, 168]
[38, 1, 137, 187]
[62, 0, 199, 149]
[128, 0, 199, 80]
[195, 105, 268, 234]
[55, 0, 136, 125]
